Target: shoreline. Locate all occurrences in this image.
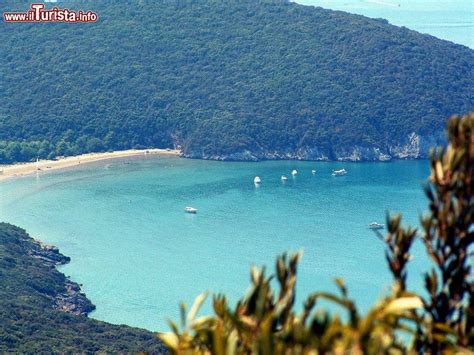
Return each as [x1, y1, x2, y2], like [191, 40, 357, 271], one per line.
[0, 222, 167, 351]
[28, 236, 96, 316]
[0, 147, 431, 183]
[0, 148, 180, 182]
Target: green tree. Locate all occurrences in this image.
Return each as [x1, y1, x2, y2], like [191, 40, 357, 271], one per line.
[86, 137, 105, 152]
[55, 139, 70, 157]
[5, 142, 21, 163]
[37, 140, 51, 159]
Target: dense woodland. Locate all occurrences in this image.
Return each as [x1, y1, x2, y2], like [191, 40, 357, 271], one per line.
[0, 223, 166, 352]
[0, 0, 473, 163]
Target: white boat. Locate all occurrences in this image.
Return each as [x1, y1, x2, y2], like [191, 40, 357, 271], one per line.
[331, 168, 347, 176]
[185, 207, 198, 214]
[254, 176, 261, 184]
[368, 222, 384, 230]
[291, 169, 298, 176]
[281, 175, 288, 181]
[311, 170, 316, 174]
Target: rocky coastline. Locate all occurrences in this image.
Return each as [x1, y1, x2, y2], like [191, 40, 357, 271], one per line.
[0, 222, 167, 352]
[182, 132, 446, 162]
[28, 239, 96, 316]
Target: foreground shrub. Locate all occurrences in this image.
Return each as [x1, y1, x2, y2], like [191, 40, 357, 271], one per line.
[159, 114, 473, 354]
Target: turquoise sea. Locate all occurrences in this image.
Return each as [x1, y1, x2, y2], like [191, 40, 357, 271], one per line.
[295, 0, 474, 48]
[1, 156, 432, 331]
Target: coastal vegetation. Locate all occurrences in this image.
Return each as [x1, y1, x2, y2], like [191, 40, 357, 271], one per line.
[1, 0, 473, 163]
[0, 114, 471, 352]
[160, 114, 473, 353]
[0, 223, 166, 353]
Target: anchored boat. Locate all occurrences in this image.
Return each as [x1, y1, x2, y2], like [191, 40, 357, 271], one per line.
[331, 168, 347, 176]
[185, 207, 198, 214]
[368, 222, 384, 230]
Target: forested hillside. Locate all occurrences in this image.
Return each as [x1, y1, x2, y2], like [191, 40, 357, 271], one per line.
[0, 223, 166, 352]
[0, 0, 472, 163]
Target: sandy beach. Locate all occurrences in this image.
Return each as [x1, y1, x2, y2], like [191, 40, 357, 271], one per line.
[0, 148, 180, 182]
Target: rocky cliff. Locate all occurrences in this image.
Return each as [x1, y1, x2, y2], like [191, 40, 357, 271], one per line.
[28, 239, 96, 316]
[182, 132, 446, 162]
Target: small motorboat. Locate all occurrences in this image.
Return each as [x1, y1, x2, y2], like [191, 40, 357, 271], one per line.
[254, 176, 261, 184]
[332, 168, 347, 176]
[368, 222, 384, 230]
[185, 207, 198, 214]
[291, 169, 298, 176]
[311, 170, 316, 174]
[281, 175, 288, 181]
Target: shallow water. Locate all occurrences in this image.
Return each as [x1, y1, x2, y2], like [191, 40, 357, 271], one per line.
[0, 156, 432, 331]
[295, 0, 474, 48]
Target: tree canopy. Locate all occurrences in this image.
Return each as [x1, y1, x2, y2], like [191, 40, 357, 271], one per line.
[0, 0, 472, 163]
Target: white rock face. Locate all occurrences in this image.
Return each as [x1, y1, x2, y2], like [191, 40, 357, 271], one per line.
[182, 132, 445, 161]
[333, 146, 391, 162]
[389, 132, 421, 159]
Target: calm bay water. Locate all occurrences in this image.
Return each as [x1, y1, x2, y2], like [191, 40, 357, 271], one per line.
[295, 0, 474, 48]
[0, 156, 431, 331]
